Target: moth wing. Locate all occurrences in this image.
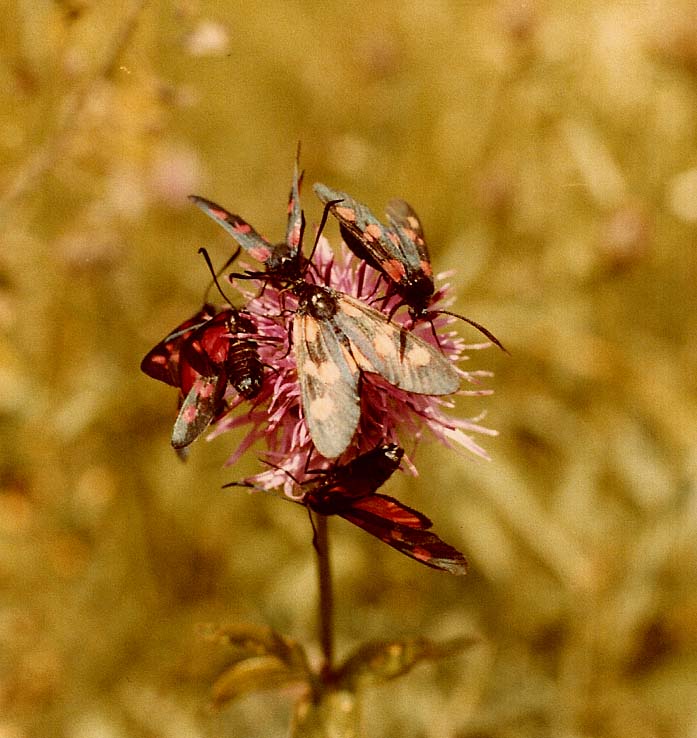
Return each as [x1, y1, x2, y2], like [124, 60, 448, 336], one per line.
[140, 306, 215, 386]
[306, 445, 403, 513]
[178, 355, 201, 397]
[285, 147, 304, 254]
[333, 443, 404, 495]
[294, 312, 361, 459]
[189, 195, 276, 264]
[140, 341, 184, 387]
[332, 294, 460, 395]
[181, 311, 233, 377]
[341, 495, 468, 575]
[171, 374, 224, 449]
[350, 493, 432, 528]
[385, 198, 431, 269]
[313, 184, 404, 276]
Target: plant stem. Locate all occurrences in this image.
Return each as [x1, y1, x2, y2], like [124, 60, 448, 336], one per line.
[314, 513, 334, 679]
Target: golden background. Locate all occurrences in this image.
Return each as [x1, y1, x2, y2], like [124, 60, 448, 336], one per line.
[1, 1, 696, 736]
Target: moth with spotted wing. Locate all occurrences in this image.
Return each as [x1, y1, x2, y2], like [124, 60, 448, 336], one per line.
[313, 183, 434, 315]
[291, 281, 460, 459]
[313, 184, 506, 351]
[140, 304, 217, 390]
[189, 148, 305, 284]
[141, 305, 265, 449]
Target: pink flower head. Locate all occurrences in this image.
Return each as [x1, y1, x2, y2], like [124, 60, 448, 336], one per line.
[208, 236, 496, 498]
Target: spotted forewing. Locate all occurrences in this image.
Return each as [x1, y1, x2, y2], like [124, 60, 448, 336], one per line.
[189, 150, 305, 282]
[292, 283, 459, 459]
[313, 183, 434, 316]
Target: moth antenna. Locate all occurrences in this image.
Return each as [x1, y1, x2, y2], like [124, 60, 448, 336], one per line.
[198, 247, 236, 306]
[303, 199, 342, 275]
[273, 319, 293, 361]
[221, 480, 260, 491]
[293, 142, 304, 193]
[202, 246, 241, 303]
[432, 309, 509, 354]
[355, 259, 367, 297]
[294, 210, 311, 276]
[227, 268, 266, 281]
[222, 456, 302, 491]
[221, 480, 293, 504]
[223, 452, 317, 501]
[227, 268, 274, 305]
[302, 445, 331, 475]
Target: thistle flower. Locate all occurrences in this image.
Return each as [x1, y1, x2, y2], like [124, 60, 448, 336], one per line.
[209, 236, 496, 497]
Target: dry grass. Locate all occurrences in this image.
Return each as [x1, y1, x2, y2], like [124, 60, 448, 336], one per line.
[1, 1, 696, 736]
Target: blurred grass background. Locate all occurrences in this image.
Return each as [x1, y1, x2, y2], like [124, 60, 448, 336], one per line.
[1, 1, 697, 736]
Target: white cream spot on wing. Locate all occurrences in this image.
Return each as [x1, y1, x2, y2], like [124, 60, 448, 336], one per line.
[318, 359, 341, 383]
[339, 344, 359, 373]
[301, 360, 320, 378]
[406, 342, 432, 367]
[309, 395, 336, 421]
[374, 328, 397, 358]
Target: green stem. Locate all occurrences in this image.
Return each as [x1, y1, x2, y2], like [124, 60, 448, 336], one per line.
[314, 513, 334, 679]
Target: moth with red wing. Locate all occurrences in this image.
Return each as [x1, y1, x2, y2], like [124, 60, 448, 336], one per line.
[313, 183, 506, 351]
[141, 305, 265, 449]
[189, 147, 306, 284]
[227, 444, 468, 575]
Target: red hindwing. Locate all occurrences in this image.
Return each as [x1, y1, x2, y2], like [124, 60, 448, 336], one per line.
[300, 445, 468, 575]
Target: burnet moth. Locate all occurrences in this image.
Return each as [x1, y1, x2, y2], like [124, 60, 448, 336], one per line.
[290, 280, 460, 459]
[141, 304, 227, 448]
[313, 183, 506, 351]
[169, 248, 268, 449]
[189, 146, 305, 284]
[141, 251, 266, 449]
[314, 183, 433, 314]
[228, 444, 468, 575]
[181, 307, 263, 401]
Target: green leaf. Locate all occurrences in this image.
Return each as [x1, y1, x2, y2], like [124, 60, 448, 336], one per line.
[211, 654, 309, 709]
[336, 635, 479, 689]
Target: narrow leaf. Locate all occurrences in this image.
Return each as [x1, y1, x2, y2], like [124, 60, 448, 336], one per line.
[211, 655, 308, 708]
[337, 635, 479, 688]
